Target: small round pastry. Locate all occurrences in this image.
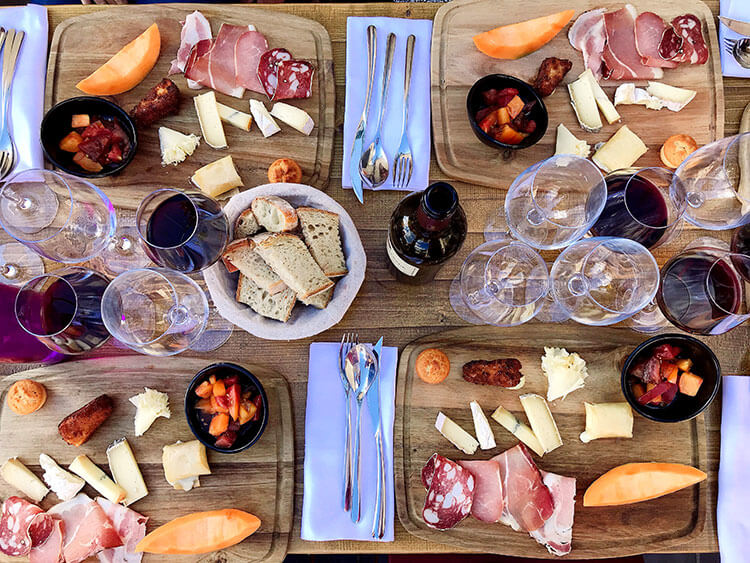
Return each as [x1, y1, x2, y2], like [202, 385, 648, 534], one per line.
[268, 158, 302, 183]
[7, 379, 47, 415]
[660, 134, 698, 169]
[415, 348, 451, 384]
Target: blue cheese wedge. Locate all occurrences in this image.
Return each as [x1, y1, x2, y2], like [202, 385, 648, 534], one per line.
[216, 102, 253, 131]
[107, 438, 148, 506]
[541, 347, 589, 401]
[469, 401, 496, 450]
[270, 102, 314, 135]
[568, 75, 602, 132]
[69, 455, 126, 504]
[194, 91, 227, 149]
[1, 458, 48, 502]
[580, 402, 633, 443]
[129, 387, 170, 437]
[39, 454, 84, 501]
[158, 127, 200, 166]
[249, 100, 281, 138]
[162, 440, 211, 492]
[191, 155, 243, 198]
[435, 412, 479, 455]
[490, 406, 545, 457]
[519, 394, 563, 453]
[592, 125, 648, 173]
[555, 124, 590, 158]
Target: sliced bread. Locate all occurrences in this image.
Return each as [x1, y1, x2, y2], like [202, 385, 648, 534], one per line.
[255, 233, 334, 299]
[222, 238, 287, 294]
[297, 207, 348, 277]
[251, 196, 298, 232]
[234, 208, 261, 238]
[299, 285, 334, 309]
[236, 274, 296, 322]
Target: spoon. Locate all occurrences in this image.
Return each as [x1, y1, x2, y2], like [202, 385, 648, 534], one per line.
[348, 343, 379, 523]
[360, 32, 396, 189]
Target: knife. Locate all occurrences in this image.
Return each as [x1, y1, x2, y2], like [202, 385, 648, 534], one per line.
[719, 16, 750, 37]
[368, 337, 386, 538]
[349, 25, 377, 204]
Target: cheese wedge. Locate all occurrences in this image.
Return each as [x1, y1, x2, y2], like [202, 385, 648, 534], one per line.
[646, 82, 696, 112]
[162, 440, 211, 491]
[129, 387, 170, 437]
[107, 438, 148, 505]
[592, 125, 648, 173]
[158, 127, 200, 166]
[39, 454, 84, 501]
[191, 155, 243, 198]
[568, 76, 602, 132]
[194, 91, 227, 149]
[217, 102, 253, 131]
[270, 102, 315, 135]
[555, 123, 590, 158]
[519, 394, 563, 453]
[578, 69, 620, 124]
[490, 406, 545, 457]
[69, 455, 126, 504]
[249, 99, 281, 138]
[469, 401, 496, 450]
[1, 458, 48, 502]
[580, 402, 634, 443]
[541, 347, 589, 402]
[435, 412, 479, 455]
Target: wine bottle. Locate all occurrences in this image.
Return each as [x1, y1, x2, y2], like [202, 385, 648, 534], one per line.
[386, 182, 467, 284]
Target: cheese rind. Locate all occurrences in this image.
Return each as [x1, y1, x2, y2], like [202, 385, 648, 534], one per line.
[270, 102, 315, 135]
[578, 69, 620, 124]
[129, 387, 171, 437]
[39, 453, 84, 501]
[542, 347, 589, 402]
[568, 76, 602, 132]
[69, 455, 126, 504]
[217, 102, 253, 131]
[519, 394, 563, 453]
[1, 458, 48, 502]
[435, 412, 479, 455]
[162, 440, 211, 488]
[469, 401, 496, 450]
[158, 127, 200, 166]
[194, 91, 228, 149]
[249, 100, 281, 138]
[490, 406, 545, 457]
[107, 438, 148, 506]
[580, 402, 634, 443]
[555, 124, 590, 158]
[191, 155, 243, 198]
[592, 125, 648, 173]
[614, 82, 696, 112]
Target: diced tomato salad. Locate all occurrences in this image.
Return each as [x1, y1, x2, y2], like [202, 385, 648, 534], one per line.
[474, 87, 537, 145]
[195, 375, 262, 448]
[58, 114, 131, 173]
[629, 345, 703, 407]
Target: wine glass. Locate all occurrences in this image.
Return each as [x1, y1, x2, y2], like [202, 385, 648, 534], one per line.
[15, 266, 110, 355]
[675, 132, 750, 230]
[731, 224, 750, 280]
[550, 237, 660, 326]
[486, 155, 607, 250]
[590, 167, 687, 249]
[656, 247, 750, 335]
[101, 267, 209, 356]
[450, 237, 550, 326]
[0, 242, 44, 286]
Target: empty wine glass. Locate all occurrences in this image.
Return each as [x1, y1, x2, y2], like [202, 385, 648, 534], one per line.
[450, 237, 550, 326]
[15, 266, 110, 355]
[675, 132, 750, 230]
[486, 155, 607, 250]
[551, 237, 660, 326]
[0, 242, 44, 286]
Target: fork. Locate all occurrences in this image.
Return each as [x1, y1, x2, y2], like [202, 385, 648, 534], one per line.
[0, 28, 25, 181]
[393, 34, 416, 190]
[339, 332, 358, 511]
[724, 36, 750, 69]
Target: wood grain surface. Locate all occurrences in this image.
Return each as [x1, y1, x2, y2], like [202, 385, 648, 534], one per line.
[0, 357, 294, 563]
[395, 325, 707, 558]
[0, 1, 748, 556]
[431, 0, 724, 188]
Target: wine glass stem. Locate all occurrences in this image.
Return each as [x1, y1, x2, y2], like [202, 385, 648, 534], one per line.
[168, 305, 189, 325]
[2, 191, 35, 212]
[1, 262, 18, 280]
[113, 234, 135, 256]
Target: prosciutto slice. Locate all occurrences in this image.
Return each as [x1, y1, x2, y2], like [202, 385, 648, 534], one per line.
[602, 5, 664, 80]
[184, 39, 213, 90]
[457, 459, 504, 523]
[29, 519, 64, 563]
[634, 12, 679, 68]
[529, 471, 576, 557]
[492, 444, 554, 532]
[569, 9, 607, 79]
[169, 11, 212, 89]
[96, 498, 148, 563]
[0, 497, 54, 557]
[208, 24, 253, 98]
[47, 494, 122, 563]
[235, 30, 269, 94]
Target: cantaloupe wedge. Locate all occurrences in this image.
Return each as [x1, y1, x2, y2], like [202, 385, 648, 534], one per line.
[583, 463, 707, 507]
[473, 10, 575, 60]
[135, 509, 261, 554]
[76, 23, 160, 95]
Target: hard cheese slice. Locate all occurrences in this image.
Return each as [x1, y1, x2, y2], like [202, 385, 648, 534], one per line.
[1, 458, 48, 502]
[270, 102, 314, 135]
[217, 102, 253, 131]
[592, 125, 648, 173]
[578, 69, 620, 124]
[69, 455, 126, 504]
[162, 440, 211, 489]
[555, 123, 590, 158]
[580, 402, 633, 443]
[490, 406, 545, 457]
[435, 412, 479, 455]
[519, 394, 562, 453]
[194, 91, 227, 149]
[191, 155, 243, 198]
[568, 75, 602, 132]
[469, 401, 496, 450]
[107, 438, 148, 505]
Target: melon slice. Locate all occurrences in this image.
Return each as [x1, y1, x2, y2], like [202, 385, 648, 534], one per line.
[583, 462, 706, 507]
[76, 23, 161, 95]
[473, 10, 575, 60]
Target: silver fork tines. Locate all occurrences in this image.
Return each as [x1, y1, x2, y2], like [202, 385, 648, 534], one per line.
[339, 332, 359, 512]
[393, 34, 416, 190]
[0, 28, 25, 181]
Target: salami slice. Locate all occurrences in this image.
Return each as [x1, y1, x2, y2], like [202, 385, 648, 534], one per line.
[257, 48, 292, 99]
[421, 454, 475, 530]
[672, 14, 708, 64]
[274, 59, 315, 101]
[0, 497, 53, 557]
[658, 26, 683, 61]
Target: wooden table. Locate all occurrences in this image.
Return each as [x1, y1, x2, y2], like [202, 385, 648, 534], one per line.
[2, 1, 749, 557]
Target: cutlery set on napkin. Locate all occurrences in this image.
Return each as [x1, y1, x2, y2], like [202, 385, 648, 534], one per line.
[720, 1, 750, 76]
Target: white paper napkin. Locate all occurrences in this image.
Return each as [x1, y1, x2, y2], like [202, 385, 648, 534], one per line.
[720, 0, 750, 78]
[0, 5, 47, 173]
[301, 342, 397, 541]
[342, 17, 432, 192]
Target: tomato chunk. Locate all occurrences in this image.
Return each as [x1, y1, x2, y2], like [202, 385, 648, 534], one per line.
[228, 384, 241, 421]
[209, 413, 229, 436]
[195, 381, 213, 398]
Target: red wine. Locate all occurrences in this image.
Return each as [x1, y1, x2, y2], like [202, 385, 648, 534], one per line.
[0, 284, 64, 364]
[144, 192, 229, 273]
[731, 224, 750, 281]
[657, 250, 742, 335]
[387, 182, 467, 284]
[590, 174, 669, 248]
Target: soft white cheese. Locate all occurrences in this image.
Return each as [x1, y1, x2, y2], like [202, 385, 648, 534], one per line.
[194, 91, 228, 149]
[249, 99, 281, 138]
[519, 394, 563, 453]
[40, 453, 84, 501]
[614, 82, 696, 113]
[107, 438, 148, 505]
[1, 458, 48, 502]
[469, 401, 496, 450]
[129, 387, 171, 437]
[270, 102, 315, 135]
[578, 69, 620, 124]
[435, 412, 479, 455]
[568, 76, 602, 132]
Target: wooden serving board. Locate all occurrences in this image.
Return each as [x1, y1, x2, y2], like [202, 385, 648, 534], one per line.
[431, 0, 724, 189]
[394, 325, 708, 559]
[46, 4, 335, 208]
[0, 356, 294, 563]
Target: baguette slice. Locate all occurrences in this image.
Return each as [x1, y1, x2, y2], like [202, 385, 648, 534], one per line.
[234, 209, 261, 238]
[236, 274, 296, 322]
[299, 285, 334, 309]
[297, 207, 348, 277]
[255, 233, 334, 299]
[251, 196, 298, 232]
[222, 239, 287, 294]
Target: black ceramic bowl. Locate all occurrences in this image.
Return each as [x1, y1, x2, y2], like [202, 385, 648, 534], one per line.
[41, 96, 137, 178]
[621, 334, 721, 423]
[466, 74, 548, 151]
[185, 362, 269, 454]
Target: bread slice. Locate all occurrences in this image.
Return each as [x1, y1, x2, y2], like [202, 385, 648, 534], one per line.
[222, 239, 287, 294]
[234, 208, 261, 238]
[251, 196, 298, 232]
[297, 207, 348, 277]
[299, 285, 334, 309]
[236, 274, 296, 322]
[255, 233, 334, 299]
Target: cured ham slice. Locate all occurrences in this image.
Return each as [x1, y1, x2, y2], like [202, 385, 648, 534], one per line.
[29, 519, 64, 563]
[602, 5, 664, 80]
[634, 12, 679, 68]
[235, 30, 269, 94]
[184, 39, 213, 90]
[47, 494, 122, 563]
[0, 497, 54, 557]
[169, 10, 212, 89]
[96, 498, 148, 563]
[208, 24, 252, 98]
[457, 459, 504, 523]
[672, 15, 708, 65]
[492, 444, 554, 532]
[569, 9, 607, 80]
[421, 454, 475, 530]
[529, 471, 576, 557]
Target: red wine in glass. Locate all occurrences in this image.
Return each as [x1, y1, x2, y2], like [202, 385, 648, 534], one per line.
[731, 224, 750, 281]
[590, 173, 669, 248]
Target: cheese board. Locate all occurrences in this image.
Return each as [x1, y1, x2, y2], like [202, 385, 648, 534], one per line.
[0, 356, 294, 562]
[431, 0, 723, 189]
[394, 325, 709, 558]
[45, 4, 335, 207]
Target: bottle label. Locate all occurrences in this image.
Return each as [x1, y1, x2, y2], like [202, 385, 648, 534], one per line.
[387, 236, 419, 277]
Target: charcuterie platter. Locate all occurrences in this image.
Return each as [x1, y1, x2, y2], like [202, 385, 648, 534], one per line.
[431, 0, 723, 189]
[0, 357, 294, 562]
[394, 325, 709, 558]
